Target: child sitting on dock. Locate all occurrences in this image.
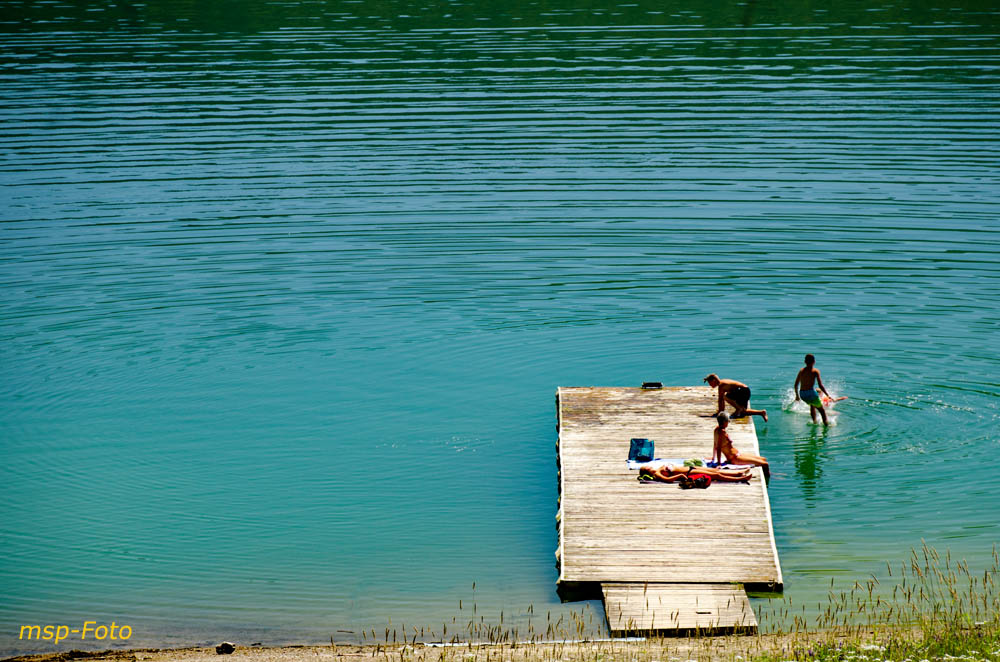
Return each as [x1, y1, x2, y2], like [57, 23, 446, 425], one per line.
[638, 463, 752, 484]
[712, 412, 769, 472]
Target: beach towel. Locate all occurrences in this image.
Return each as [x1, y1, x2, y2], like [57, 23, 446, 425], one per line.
[639, 478, 747, 487]
[627, 458, 754, 471]
[705, 460, 755, 470]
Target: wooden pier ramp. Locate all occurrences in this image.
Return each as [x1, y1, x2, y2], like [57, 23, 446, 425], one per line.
[555, 386, 782, 636]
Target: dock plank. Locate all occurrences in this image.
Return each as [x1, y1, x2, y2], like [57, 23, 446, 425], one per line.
[602, 583, 757, 634]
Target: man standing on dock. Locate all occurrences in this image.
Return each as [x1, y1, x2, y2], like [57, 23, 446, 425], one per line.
[704, 374, 767, 422]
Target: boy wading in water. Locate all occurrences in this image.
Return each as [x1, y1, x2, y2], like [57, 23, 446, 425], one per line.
[703, 374, 767, 422]
[794, 353, 831, 425]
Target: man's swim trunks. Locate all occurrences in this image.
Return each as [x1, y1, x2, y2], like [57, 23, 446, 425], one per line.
[728, 385, 751, 408]
[799, 389, 823, 407]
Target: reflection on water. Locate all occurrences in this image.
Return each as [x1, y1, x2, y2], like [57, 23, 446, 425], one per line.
[793, 426, 830, 504]
[1, 0, 999, 654]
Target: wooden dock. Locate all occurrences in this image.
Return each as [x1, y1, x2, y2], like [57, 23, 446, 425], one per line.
[555, 386, 782, 635]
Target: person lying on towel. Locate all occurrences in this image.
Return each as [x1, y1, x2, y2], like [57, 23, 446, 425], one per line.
[638, 463, 751, 484]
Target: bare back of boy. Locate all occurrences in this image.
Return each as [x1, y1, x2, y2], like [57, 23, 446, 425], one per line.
[796, 366, 818, 390]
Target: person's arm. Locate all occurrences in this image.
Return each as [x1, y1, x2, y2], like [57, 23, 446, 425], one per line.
[715, 387, 725, 415]
[712, 429, 721, 465]
[649, 467, 682, 483]
[815, 370, 830, 397]
[793, 371, 801, 400]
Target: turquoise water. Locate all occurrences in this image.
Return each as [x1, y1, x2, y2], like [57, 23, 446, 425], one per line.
[2, 0, 1000, 654]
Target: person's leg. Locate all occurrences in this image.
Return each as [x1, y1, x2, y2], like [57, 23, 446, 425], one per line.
[695, 464, 752, 483]
[817, 404, 829, 425]
[724, 395, 744, 417]
[804, 391, 823, 424]
[732, 469, 752, 482]
[710, 474, 742, 482]
[709, 469, 751, 483]
[731, 451, 768, 467]
[728, 388, 763, 421]
[735, 454, 770, 481]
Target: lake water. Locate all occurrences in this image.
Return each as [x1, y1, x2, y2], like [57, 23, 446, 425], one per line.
[2, 0, 999, 654]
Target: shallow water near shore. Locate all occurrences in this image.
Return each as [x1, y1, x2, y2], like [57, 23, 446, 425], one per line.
[2, 0, 999, 654]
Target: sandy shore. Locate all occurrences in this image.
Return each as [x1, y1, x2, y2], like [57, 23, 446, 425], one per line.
[1, 630, 885, 662]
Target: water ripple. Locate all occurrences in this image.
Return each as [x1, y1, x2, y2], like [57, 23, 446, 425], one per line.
[2, 2, 1000, 654]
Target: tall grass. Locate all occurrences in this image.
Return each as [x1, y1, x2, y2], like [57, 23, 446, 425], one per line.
[344, 544, 999, 662]
[753, 542, 1000, 661]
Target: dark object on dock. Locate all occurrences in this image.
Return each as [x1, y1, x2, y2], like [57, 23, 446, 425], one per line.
[641, 381, 663, 389]
[216, 642, 236, 655]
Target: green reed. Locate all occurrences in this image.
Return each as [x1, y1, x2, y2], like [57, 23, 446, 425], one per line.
[751, 543, 1000, 662]
[338, 545, 998, 662]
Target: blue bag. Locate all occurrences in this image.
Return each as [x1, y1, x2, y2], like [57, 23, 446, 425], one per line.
[628, 438, 654, 463]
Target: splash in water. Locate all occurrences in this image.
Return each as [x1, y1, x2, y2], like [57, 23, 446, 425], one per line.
[781, 386, 845, 426]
